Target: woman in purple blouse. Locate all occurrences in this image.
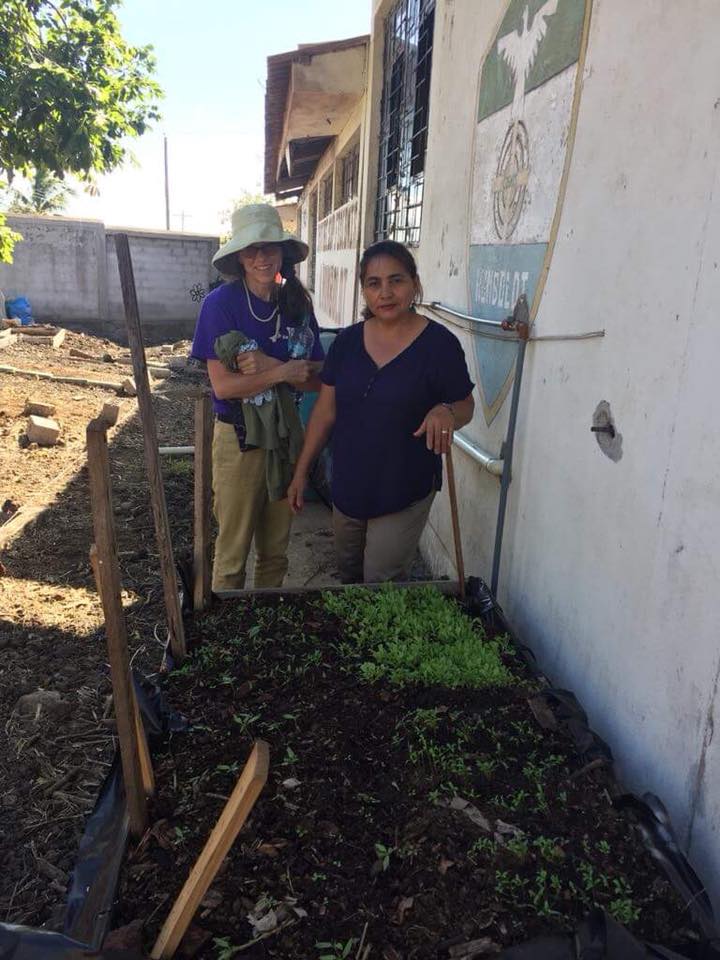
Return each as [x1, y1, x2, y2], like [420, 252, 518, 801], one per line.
[191, 204, 324, 592]
[287, 240, 475, 583]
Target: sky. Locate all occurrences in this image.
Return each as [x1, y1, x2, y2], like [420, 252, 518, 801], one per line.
[63, 0, 370, 235]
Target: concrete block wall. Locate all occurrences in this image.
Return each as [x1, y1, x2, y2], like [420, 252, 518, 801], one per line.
[105, 230, 218, 342]
[0, 216, 106, 324]
[0, 214, 218, 344]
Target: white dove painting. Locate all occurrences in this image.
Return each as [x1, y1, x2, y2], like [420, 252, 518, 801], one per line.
[467, 0, 591, 424]
[498, 0, 560, 121]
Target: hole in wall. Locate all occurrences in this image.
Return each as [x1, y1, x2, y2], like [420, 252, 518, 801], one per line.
[591, 401, 623, 462]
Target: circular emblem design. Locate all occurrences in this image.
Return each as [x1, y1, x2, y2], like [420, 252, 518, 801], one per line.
[492, 120, 530, 241]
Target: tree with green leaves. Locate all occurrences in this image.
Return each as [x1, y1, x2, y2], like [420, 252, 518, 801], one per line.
[0, 0, 162, 261]
[7, 166, 75, 215]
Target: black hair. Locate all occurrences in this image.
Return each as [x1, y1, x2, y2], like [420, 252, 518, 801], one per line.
[358, 240, 422, 320]
[233, 253, 313, 327]
[278, 258, 313, 327]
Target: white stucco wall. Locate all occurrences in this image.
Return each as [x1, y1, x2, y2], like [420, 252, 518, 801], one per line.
[0, 215, 218, 343]
[392, 0, 720, 905]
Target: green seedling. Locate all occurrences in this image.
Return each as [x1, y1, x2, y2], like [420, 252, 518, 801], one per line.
[213, 936, 242, 959]
[315, 939, 356, 960]
[374, 841, 393, 871]
[322, 585, 513, 689]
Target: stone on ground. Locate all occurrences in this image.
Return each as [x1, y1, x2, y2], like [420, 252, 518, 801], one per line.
[14, 689, 72, 720]
[25, 398, 57, 417]
[120, 377, 137, 397]
[26, 414, 61, 446]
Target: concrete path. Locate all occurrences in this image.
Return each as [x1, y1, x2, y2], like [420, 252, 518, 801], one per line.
[247, 501, 341, 589]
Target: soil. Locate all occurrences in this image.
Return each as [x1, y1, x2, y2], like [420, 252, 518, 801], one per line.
[0, 328, 200, 929]
[0, 326, 340, 933]
[113, 593, 701, 959]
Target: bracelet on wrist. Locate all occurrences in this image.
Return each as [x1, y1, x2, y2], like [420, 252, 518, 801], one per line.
[440, 402, 456, 420]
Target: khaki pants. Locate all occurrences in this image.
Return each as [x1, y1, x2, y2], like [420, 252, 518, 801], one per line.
[332, 491, 435, 584]
[212, 420, 291, 591]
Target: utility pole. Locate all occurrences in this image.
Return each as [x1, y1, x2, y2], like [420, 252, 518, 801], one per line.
[164, 134, 170, 231]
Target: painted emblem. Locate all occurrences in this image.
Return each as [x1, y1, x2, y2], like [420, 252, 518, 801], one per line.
[469, 0, 591, 423]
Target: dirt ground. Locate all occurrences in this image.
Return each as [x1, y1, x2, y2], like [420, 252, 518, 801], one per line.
[0, 327, 339, 931]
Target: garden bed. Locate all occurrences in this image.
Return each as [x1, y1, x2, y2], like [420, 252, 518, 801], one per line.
[112, 586, 703, 958]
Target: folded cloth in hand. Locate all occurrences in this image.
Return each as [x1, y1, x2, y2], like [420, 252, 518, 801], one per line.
[214, 330, 305, 501]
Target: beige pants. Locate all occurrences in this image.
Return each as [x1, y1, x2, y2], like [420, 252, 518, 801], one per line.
[212, 420, 291, 591]
[332, 491, 435, 584]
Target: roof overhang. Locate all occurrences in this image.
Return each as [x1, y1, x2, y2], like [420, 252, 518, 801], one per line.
[265, 35, 369, 197]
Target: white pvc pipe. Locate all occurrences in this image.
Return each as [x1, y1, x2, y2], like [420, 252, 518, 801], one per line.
[453, 431, 504, 477]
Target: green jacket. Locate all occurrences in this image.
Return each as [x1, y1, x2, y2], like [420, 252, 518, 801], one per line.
[214, 330, 304, 501]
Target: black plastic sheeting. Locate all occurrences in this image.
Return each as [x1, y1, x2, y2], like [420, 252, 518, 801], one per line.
[498, 907, 705, 959]
[0, 675, 185, 960]
[1, 578, 718, 958]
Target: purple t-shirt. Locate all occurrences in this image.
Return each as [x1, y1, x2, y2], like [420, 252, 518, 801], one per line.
[321, 319, 475, 519]
[191, 281, 325, 416]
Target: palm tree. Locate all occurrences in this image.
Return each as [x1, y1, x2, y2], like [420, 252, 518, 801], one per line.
[8, 167, 74, 215]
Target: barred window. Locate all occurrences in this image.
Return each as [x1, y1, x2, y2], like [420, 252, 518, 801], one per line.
[340, 142, 360, 204]
[307, 191, 318, 290]
[375, 0, 436, 245]
[319, 172, 334, 220]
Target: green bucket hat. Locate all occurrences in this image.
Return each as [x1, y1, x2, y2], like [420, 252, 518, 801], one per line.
[212, 203, 308, 276]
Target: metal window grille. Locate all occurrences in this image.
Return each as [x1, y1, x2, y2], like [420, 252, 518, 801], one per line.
[320, 173, 334, 219]
[307, 191, 318, 290]
[341, 142, 360, 203]
[375, 0, 436, 245]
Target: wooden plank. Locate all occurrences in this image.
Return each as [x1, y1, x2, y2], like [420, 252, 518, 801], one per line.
[114, 233, 186, 661]
[0, 506, 44, 548]
[445, 447, 466, 599]
[214, 579, 461, 600]
[131, 686, 155, 796]
[193, 394, 213, 612]
[8, 324, 58, 336]
[87, 427, 148, 838]
[151, 741, 270, 959]
[0, 364, 123, 390]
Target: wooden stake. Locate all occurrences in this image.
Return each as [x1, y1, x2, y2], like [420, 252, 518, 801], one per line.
[86, 423, 148, 837]
[151, 741, 270, 959]
[131, 686, 155, 796]
[193, 393, 213, 612]
[445, 447, 466, 599]
[114, 233, 186, 661]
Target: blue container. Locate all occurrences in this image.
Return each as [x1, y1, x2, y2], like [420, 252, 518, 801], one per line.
[5, 296, 33, 325]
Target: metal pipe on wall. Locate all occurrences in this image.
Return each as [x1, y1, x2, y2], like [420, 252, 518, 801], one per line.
[491, 297, 529, 596]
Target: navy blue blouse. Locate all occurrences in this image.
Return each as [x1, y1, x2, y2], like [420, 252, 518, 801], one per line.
[320, 319, 475, 519]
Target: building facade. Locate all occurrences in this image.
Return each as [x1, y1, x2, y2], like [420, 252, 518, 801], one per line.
[266, 0, 720, 904]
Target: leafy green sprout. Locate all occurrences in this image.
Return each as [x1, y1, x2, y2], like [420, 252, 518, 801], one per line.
[322, 585, 513, 689]
[213, 936, 243, 959]
[315, 940, 357, 960]
[374, 842, 394, 871]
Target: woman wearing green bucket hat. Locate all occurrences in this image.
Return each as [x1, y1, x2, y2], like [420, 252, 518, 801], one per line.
[191, 203, 325, 591]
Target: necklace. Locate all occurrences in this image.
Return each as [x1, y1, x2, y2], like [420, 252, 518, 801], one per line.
[242, 279, 284, 342]
[243, 279, 279, 323]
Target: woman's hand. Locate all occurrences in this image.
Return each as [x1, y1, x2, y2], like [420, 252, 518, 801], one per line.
[282, 359, 314, 386]
[236, 350, 279, 376]
[286, 471, 307, 513]
[413, 403, 455, 455]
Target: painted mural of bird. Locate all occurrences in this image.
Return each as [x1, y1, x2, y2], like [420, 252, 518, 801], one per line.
[497, 0, 559, 119]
